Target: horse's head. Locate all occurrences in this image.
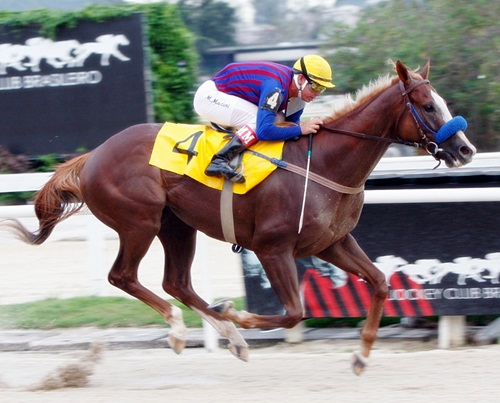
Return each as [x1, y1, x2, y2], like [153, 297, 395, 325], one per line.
[395, 60, 476, 167]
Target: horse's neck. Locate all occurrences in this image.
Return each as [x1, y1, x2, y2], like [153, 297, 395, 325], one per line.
[317, 86, 401, 188]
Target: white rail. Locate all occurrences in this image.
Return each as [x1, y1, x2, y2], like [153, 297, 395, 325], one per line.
[0, 172, 53, 193]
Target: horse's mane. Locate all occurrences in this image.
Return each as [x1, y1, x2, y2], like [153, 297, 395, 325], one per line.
[325, 74, 394, 123]
[324, 61, 421, 124]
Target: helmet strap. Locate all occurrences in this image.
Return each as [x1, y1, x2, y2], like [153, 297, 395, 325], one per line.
[293, 74, 307, 98]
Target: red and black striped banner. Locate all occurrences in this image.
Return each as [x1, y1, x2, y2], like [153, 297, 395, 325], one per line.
[301, 269, 436, 318]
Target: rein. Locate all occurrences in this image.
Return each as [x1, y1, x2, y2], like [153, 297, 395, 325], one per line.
[319, 125, 425, 149]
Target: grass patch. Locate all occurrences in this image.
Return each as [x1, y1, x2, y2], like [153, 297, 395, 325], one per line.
[4, 297, 493, 330]
[0, 296, 245, 329]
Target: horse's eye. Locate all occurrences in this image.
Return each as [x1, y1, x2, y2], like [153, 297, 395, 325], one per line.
[423, 103, 435, 113]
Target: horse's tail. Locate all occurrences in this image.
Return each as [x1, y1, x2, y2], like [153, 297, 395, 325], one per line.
[2, 153, 90, 245]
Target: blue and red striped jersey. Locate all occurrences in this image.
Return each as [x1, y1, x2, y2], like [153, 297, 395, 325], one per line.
[213, 62, 303, 140]
[214, 62, 292, 109]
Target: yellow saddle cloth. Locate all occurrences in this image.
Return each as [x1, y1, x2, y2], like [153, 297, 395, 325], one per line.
[149, 122, 284, 194]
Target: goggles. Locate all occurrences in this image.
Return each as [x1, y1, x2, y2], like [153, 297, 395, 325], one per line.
[299, 57, 327, 93]
[307, 80, 327, 94]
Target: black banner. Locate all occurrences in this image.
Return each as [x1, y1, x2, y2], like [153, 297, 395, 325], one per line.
[242, 199, 500, 317]
[0, 13, 151, 155]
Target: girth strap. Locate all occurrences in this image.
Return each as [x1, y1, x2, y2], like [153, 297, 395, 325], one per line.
[220, 179, 238, 245]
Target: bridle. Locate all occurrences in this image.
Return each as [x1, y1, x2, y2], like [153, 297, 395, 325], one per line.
[398, 79, 444, 159]
[320, 78, 445, 163]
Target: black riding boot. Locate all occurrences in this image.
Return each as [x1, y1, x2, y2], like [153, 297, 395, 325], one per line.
[205, 135, 247, 183]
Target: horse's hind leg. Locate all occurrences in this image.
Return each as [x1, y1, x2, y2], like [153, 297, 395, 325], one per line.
[158, 210, 249, 361]
[107, 229, 187, 354]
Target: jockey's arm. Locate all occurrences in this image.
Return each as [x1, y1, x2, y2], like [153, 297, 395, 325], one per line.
[255, 84, 302, 141]
[256, 109, 302, 141]
[256, 108, 322, 140]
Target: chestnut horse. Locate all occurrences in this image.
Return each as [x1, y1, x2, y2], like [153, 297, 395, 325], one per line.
[2, 60, 476, 374]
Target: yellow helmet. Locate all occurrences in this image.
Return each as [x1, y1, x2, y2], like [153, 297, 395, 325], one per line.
[293, 55, 335, 88]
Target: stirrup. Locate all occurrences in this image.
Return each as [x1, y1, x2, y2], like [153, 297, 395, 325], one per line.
[224, 171, 245, 184]
[217, 165, 245, 183]
[205, 159, 245, 183]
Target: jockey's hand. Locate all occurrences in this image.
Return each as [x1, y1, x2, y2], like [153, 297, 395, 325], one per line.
[300, 117, 323, 135]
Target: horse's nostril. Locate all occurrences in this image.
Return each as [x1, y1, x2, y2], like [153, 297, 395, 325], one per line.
[460, 146, 472, 157]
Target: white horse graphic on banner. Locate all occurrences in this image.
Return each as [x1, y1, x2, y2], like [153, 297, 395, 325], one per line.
[69, 34, 130, 67]
[0, 34, 131, 74]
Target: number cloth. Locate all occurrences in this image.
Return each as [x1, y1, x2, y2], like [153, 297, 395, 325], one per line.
[149, 122, 284, 194]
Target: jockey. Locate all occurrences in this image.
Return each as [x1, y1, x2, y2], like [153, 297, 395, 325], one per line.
[193, 55, 335, 183]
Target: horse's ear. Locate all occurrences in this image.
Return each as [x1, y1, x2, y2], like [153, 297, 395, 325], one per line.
[418, 59, 430, 80]
[395, 60, 411, 85]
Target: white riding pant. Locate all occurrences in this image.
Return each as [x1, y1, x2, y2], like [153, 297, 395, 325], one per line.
[193, 80, 258, 131]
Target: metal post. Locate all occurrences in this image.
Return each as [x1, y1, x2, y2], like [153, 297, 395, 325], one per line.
[438, 315, 466, 348]
[87, 215, 106, 296]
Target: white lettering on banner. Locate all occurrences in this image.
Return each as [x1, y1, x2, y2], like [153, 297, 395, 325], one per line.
[0, 71, 102, 91]
[424, 288, 443, 300]
[388, 287, 500, 301]
[444, 288, 484, 300]
[389, 289, 425, 300]
[483, 288, 500, 298]
[389, 288, 443, 301]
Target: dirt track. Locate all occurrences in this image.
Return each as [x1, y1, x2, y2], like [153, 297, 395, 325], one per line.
[1, 340, 499, 402]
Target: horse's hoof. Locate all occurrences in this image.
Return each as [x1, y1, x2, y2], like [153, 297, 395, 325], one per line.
[351, 352, 368, 376]
[208, 299, 234, 314]
[167, 333, 186, 355]
[228, 343, 249, 362]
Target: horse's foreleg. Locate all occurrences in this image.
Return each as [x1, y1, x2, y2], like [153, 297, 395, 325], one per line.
[157, 214, 249, 361]
[317, 234, 388, 375]
[108, 231, 187, 354]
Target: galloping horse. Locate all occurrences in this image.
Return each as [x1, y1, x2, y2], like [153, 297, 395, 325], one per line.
[2, 60, 476, 374]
